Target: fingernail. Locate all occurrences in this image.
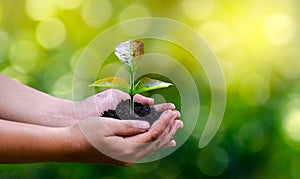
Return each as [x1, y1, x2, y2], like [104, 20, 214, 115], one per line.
[169, 103, 175, 109]
[176, 111, 181, 118]
[176, 121, 183, 129]
[138, 121, 150, 129]
[149, 98, 154, 103]
[170, 140, 176, 147]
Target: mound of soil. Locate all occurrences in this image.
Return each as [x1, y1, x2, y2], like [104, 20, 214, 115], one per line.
[102, 99, 161, 125]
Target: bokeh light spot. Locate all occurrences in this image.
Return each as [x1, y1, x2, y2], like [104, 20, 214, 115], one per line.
[36, 18, 66, 49]
[198, 22, 232, 52]
[25, 0, 56, 21]
[1, 66, 30, 84]
[118, 5, 151, 36]
[81, 0, 112, 28]
[119, 5, 151, 21]
[55, 0, 83, 10]
[262, 13, 295, 46]
[197, 146, 229, 176]
[282, 97, 300, 143]
[181, 0, 216, 20]
[9, 40, 40, 73]
[239, 74, 270, 106]
[236, 121, 265, 153]
[0, 4, 3, 24]
[51, 73, 73, 99]
[98, 62, 124, 79]
[151, 94, 166, 104]
[0, 30, 10, 60]
[273, 47, 300, 80]
[70, 48, 85, 71]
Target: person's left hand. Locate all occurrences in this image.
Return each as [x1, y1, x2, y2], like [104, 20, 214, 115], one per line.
[70, 109, 183, 165]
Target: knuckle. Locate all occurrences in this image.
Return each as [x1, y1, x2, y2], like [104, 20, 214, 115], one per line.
[122, 148, 134, 158]
[166, 103, 175, 109]
[151, 131, 159, 141]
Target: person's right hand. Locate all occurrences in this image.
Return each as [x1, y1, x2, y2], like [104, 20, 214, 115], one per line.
[74, 89, 175, 122]
[69, 110, 183, 166]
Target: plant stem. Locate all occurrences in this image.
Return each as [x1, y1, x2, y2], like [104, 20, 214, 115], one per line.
[129, 70, 135, 114]
[130, 94, 134, 114]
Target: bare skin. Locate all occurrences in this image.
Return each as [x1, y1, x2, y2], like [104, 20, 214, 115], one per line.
[0, 75, 183, 165]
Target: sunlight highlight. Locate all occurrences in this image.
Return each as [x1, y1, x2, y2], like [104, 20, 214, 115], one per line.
[273, 47, 300, 79]
[51, 73, 73, 99]
[0, 30, 9, 60]
[81, 0, 112, 28]
[118, 5, 151, 36]
[9, 40, 40, 72]
[25, 0, 56, 21]
[36, 18, 66, 49]
[0, 4, 3, 24]
[1, 66, 30, 84]
[262, 13, 295, 46]
[55, 0, 83, 10]
[283, 105, 300, 143]
[198, 22, 232, 52]
[181, 0, 216, 20]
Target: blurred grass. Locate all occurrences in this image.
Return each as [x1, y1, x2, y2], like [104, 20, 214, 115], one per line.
[0, 0, 300, 178]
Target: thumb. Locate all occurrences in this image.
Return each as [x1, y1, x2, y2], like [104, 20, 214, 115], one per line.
[134, 94, 154, 105]
[102, 118, 150, 136]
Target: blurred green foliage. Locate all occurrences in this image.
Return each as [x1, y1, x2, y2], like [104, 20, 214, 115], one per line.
[1, 0, 300, 178]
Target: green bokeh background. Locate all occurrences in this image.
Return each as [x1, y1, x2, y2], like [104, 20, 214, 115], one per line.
[1, 0, 300, 178]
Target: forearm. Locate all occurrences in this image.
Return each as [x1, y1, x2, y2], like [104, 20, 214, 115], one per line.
[0, 74, 76, 127]
[0, 118, 122, 164]
[0, 119, 75, 163]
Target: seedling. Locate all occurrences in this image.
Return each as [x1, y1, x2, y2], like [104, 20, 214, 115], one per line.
[90, 40, 172, 113]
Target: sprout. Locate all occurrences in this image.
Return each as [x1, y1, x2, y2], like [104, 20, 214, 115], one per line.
[90, 39, 172, 113]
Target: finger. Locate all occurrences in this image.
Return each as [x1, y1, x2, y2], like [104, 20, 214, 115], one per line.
[151, 109, 180, 130]
[101, 118, 150, 136]
[153, 120, 183, 151]
[134, 94, 154, 105]
[160, 139, 177, 150]
[154, 111, 177, 139]
[149, 110, 180, 139]
[129, 121, 183, 161]
[154, 103, 176, 113]
[153, 120, 183, 148]
[164, 139, 176, 148]
[126, 110, 178, 143]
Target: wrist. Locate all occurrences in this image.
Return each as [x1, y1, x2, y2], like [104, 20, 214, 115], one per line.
[73, 96, 99, 121]
[49, 98, 78, 127]
[66, 124, 102, 163]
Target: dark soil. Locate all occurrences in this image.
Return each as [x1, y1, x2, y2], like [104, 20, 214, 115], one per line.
[102, 99, 161, 125]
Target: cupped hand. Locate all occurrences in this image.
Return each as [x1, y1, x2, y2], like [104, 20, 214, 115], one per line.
[74, 89, 175, 121]
[70, 110, 183, 166]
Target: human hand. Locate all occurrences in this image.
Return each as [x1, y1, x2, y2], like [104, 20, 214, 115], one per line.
[74, 89, 175, 121]
[69, 110, 183, 166]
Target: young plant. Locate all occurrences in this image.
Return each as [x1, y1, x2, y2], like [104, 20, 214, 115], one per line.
[90, 40, 172, 113]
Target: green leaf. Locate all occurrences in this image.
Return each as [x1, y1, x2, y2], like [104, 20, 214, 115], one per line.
[115, 40, 144, 73]
[89, 77, 129, 92]
[132, 77, 173, 95]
